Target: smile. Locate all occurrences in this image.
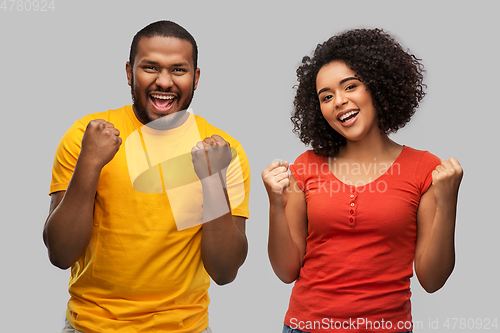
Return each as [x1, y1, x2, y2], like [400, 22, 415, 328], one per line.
[339, 110, 359, 123]
[150, 93, 176, 111]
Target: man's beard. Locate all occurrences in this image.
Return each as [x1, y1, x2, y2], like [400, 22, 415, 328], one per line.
[130, 74, 196, 125]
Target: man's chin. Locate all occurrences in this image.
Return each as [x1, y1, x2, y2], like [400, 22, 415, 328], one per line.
[145, 109, 190, 130]
[132, 102, 191, 130]
[132, 104, 168, 124]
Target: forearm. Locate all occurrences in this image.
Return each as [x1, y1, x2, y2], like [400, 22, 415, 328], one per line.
[43, 158, 101, 269]
[200, 175, 247, 285]
[416, 203, 457, 293]
[268, 204, 302, 284]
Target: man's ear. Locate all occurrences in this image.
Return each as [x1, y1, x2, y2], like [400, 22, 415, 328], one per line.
[193, 67, 201, 91]
[126, 61, 132, 86]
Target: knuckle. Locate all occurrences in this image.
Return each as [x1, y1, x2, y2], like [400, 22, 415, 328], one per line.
[87, 120, 98, 129]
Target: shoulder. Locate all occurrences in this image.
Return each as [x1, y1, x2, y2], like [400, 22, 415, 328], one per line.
[292, 150, 324, 167]
[401, 146, 441, 194]
[64, 105, 134, 139]
[76, 105, 132, 126]
[192, 115, 250, 178]
[289, 150, 326, 182]
[193, 114, 243, 149]
[58, 105, 132, 149]
[401, 146, 441, 167]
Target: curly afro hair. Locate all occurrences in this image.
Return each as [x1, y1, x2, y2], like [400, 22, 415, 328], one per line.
[291, 28, 425, 157]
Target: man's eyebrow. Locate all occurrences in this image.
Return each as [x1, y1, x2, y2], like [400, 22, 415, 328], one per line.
[138, 60, 190, 67]
[171, 62, 190, 67]
[139, 60, 160, 66]
[317, 77, 360, 96]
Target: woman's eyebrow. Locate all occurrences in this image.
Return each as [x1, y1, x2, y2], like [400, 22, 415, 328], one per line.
[317, 77, 359, 96]
[339, 76, 359, 84]
[317, 87, 330, 96]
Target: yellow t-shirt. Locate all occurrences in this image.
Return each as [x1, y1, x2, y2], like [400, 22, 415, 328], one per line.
[50, 105, 251, 333]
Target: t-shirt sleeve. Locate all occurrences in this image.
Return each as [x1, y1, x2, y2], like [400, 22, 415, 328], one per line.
[415, 151, 442, 195]
[226, 141, 251, 219]
[49, 120, 86, 195]
[289, 151, 310, 192]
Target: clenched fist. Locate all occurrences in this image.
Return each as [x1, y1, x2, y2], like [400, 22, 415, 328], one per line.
[80, 119, 122, 169]
[262, 160, 290, 207]
[432, 157, 463, 207]
[191, 135, 232, 182]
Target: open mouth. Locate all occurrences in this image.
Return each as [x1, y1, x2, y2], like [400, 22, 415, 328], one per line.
[150, 93, 175, 112]
[338, 110, 359, 123]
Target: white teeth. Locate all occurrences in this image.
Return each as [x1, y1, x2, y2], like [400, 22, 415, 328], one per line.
[151, 94, 174, 100]
[339, 110, 359, 121]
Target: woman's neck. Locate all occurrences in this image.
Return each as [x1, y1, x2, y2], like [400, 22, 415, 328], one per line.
[337, 129, 402, 163]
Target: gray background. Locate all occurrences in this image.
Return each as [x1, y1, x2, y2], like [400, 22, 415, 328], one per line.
[1, 0, 498, 332]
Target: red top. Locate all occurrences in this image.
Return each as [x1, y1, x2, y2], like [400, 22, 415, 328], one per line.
[285, 146, 441, 332]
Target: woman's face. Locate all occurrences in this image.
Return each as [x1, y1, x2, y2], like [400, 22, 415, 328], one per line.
[316, 61, 379, 143]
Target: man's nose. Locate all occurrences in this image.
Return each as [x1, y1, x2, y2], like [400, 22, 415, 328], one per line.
[156, 70, 174, 89]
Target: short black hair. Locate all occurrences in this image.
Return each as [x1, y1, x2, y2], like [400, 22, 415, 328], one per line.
[129, 20, 198, 69]
[291, 28, 425, 157]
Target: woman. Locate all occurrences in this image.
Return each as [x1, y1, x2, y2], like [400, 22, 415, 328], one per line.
[262, 28, 463, 333]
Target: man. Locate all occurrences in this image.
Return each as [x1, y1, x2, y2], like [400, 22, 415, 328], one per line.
[43, 20, 250, 333]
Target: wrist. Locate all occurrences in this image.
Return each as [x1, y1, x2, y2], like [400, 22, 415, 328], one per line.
[200, 173, 230, 223]
[200, 171, 226, 189]
[269, 196, 287, 210]
[77, 150, 106, 171]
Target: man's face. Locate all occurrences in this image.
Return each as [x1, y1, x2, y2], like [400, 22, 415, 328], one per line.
[126, 36, 200, 125]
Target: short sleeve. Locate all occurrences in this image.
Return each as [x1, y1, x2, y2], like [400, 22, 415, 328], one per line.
[415, 151, 441, 195]
[289, 151, 312, 191]
[49, 120, 86, 195]
[226, 142, 251, 219]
